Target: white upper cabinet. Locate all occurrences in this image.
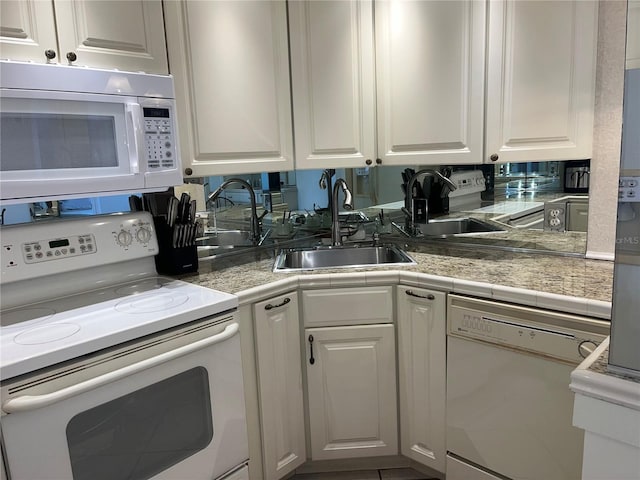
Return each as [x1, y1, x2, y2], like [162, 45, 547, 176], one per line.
[485, 0, 598, 163]
[289, 0, 376, 170]
[375, 0, 487, 166]
[0, 1, 57, 62]
[0, 0, 167, 74]
[164, 0, 294, 177]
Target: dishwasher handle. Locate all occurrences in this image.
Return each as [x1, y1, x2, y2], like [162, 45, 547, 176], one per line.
[2, 323, 239, 414]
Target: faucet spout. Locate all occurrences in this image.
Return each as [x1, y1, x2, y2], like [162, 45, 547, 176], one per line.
[331, 178, 353, 246]
[404, 169, 457, 233]
[207, 178, 262, 245]
[319, 169, 335, 212]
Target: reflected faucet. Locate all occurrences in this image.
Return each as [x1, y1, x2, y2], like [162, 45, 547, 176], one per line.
[319, 169, 335, 211]
[331, 178, 354, 246]
[404, 169, 457, 234]
[207, 178, 263, 245]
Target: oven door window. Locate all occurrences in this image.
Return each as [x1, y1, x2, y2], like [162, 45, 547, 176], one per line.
[66, 367, 213, 480]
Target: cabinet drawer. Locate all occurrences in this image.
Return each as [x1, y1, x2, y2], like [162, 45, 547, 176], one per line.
[302, 286, 393, 327]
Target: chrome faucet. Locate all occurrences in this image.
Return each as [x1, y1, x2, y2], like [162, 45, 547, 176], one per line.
[207, 178, 263, 245]
[404, 169, 457, 234]
[331, 178, 354, 246]
[319, 169, 335, 211]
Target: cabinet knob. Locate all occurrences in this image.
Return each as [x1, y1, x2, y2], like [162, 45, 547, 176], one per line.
[44, 49, 56, 61]
[184, 168, 193, 176]
[66, 51, 77, 63]
[375, 158, 382, 165]
[490, 153, 499, 162]
[365, 159, 372, 166]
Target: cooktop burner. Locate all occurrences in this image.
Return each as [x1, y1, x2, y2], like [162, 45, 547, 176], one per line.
[14, 323, 81, 345]
[1, 276, 237, 380]
[114, 291, 189, 314]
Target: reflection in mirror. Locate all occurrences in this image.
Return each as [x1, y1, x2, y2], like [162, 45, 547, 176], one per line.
[194, 160, 589, 255]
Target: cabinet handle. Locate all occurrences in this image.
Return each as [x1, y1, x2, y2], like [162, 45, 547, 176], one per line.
[308, 334, 315, 365]
[365, 159, 372, 166]
[184, 168, 193, 176]
[66, 51, 77, 63]
[264, 297, 291, 310]
[44, 49, 56, 61]
[490, 153, 499, 162]
[406, 290, 435, 300]
[375, 158, 382, 165]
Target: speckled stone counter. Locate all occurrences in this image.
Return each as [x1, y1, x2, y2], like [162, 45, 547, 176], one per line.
[181, 239, 613, 316]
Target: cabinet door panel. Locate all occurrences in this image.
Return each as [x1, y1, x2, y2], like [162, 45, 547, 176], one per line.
[306, 324, 398, 460]
[302, 286, 393, 327]
[375, 0, 486, 165]
[254, 293, 306, 480]
[397, 287, 446, 473]
[289, 0, 376, 169]
[0, 0, 58, 63]
[54, 0, 168, 73]
[164, 0, 293, 176]
[485, 0, 598, 162]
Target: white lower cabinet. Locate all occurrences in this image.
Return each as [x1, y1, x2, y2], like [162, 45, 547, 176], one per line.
[304, 323, 398, 460]
[397, 286, 447, 474]
[253, 292, 306, 480]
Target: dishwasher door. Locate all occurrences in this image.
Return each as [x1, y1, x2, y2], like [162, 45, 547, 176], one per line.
[446, 294, 608, 480]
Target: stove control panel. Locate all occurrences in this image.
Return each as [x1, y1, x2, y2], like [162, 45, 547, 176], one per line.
[22, 234, 96, 264]
[619, 176, 640, 202]
[1, 213, 159, 284]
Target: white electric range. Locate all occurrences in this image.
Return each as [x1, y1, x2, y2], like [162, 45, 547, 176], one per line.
[0, 212, 249, 480]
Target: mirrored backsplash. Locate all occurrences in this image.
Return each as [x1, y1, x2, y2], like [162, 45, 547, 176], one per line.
[1, 160, 589, 255]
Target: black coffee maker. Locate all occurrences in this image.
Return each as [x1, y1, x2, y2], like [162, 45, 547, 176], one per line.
[564, 159, 590, 193]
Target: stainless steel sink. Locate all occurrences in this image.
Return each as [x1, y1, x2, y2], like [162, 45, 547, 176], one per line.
[273, 244, 416, 272]
[417, 218, 505, 237]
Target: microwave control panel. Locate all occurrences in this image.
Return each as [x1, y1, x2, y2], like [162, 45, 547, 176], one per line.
[143, 106, 176, 170]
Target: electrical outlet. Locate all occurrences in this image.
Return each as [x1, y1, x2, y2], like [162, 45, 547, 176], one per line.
[544, 203, 566, 232]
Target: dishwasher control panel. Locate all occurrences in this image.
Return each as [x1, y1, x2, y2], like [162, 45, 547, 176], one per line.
[448, 295, 608, 364]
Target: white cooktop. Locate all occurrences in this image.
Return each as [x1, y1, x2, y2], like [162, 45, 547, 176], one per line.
[1, 276, 237, 380]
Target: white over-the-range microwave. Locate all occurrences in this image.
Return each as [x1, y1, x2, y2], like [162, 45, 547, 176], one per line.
[0, 61, 183, 205]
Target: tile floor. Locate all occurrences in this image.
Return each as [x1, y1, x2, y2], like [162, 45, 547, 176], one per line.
[290, 467, 436, 480]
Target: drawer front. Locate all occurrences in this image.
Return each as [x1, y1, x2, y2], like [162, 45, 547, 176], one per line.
[302, 286, 393, 327]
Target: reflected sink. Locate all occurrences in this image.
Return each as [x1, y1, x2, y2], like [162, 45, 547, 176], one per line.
[196, 230, 257, 258]
[417, 218, 505, 237]
[273, 244, 416, 272]
[197, 230, 254, 247]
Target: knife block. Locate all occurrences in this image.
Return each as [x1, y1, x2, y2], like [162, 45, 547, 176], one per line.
[153, 216, 198, 275]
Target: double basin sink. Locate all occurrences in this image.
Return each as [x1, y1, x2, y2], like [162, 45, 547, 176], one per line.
[197, 217, 503, 271]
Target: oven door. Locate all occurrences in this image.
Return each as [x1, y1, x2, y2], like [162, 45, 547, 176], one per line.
[0, 89, 144, 202]
[0, 315, 248, 480]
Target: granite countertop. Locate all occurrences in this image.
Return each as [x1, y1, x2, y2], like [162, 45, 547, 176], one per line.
[183, 237, 613, 303]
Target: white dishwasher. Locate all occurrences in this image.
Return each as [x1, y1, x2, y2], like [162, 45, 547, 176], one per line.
[446, 294, 609, 480]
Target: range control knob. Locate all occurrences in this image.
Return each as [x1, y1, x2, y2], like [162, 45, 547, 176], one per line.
[136, 227, 152, 244]
[116, 230, 133, 247]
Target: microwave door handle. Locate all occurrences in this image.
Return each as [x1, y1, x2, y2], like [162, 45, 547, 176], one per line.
[1, 322, 240, 414]
[125, 103, 142, 174]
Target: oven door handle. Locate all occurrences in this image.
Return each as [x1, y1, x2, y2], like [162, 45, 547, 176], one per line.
[2, 322, 239, 414]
